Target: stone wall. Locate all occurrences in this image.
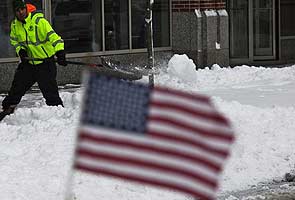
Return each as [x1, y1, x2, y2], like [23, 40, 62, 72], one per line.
[172, 7, 229, 68]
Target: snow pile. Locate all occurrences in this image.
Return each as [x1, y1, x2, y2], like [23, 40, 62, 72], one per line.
[167, 54, 197, 83]
[215, 98, 295, 193]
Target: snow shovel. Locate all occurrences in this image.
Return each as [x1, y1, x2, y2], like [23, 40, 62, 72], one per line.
[24, 57, 144, 81]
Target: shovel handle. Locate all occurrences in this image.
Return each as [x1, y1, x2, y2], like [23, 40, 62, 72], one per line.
[24, 57, 104, 68]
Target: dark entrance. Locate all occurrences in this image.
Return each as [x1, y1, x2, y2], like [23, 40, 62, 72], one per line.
[229, 0, 276, 63]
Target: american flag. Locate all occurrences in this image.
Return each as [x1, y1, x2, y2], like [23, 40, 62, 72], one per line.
[74, 72, 235, 200]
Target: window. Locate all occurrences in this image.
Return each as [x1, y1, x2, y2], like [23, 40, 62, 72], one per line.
[51, 0, 102, 53]
[281, 0, 295, 36]
[153, 0, 170, 47]
[131, 0, 170, 49]
[0, 2, 18, 58]
[52, 0, 169, 53]
[131, 1, 146, 49]
[104, 0, 129, 50]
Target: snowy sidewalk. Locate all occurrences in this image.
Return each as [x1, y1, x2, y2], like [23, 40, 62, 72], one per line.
[219, 181, 295, 200]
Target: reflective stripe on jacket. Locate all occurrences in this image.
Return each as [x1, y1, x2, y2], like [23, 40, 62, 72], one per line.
[10, 11, 64, 65]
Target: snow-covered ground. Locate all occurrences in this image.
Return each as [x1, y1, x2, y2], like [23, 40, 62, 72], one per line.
[0, 54, 295, 200]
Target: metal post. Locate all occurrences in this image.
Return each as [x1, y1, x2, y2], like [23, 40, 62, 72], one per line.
[145, 0, 155, 87]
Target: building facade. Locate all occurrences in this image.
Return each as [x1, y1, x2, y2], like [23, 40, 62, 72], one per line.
[171, 0, 295, 66]
[0, 0, 294, 91]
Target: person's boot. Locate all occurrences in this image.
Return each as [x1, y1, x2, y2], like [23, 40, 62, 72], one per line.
[2, 105, 16, 115]
[0, 105, 16, 121]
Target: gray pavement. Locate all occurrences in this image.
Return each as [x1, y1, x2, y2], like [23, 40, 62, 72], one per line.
[219, 181, 295, 200]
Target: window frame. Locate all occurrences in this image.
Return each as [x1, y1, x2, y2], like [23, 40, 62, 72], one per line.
[49, 0, 171, 57]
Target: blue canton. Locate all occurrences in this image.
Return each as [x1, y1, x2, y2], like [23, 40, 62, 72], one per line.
[82, 73, 151, 133]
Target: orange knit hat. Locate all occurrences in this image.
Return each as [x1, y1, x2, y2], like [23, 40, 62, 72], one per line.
[26, 3, 36, 13]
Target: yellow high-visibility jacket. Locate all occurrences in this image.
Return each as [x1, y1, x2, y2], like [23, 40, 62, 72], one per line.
[10, 11, 64, 65]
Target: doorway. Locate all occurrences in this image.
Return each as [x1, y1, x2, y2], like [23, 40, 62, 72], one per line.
[229, 0, 276, 62]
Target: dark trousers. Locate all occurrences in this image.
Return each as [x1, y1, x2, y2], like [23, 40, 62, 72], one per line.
[2, 60, 63, 109]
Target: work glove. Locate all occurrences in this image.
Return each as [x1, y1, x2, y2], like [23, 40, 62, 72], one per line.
[56, 50, 67, 66]
[18, 49, 28, 63]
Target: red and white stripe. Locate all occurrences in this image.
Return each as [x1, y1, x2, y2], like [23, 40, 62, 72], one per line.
[75, 86, 234, 200]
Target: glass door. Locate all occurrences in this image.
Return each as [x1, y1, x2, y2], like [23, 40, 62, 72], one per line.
[229, 0, 249, 59]
[229, 0, 276, 62]
[252, 0, 276, 59]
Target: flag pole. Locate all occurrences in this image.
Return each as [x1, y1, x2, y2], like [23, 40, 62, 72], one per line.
[63, 72, 92, 200]
[63, 132, 80, 200]
[63, 167, 75, 200]
[63, 129, 80, 200]
[145, 0, 155, 87]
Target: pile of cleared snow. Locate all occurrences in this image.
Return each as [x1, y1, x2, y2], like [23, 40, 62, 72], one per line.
[160, 54, 295, 92]
[167, 54, 197, 82]
[214, 98, 295, 193]
[159, 54, 295, 193]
